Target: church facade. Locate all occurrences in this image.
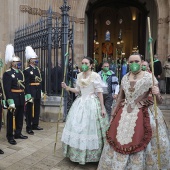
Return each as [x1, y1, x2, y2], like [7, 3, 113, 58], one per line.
[0, 0, 169, 65]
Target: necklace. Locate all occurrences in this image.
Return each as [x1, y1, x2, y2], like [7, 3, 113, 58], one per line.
[131, 71, 141, 80]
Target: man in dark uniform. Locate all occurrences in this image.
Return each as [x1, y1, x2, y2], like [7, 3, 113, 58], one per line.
[24, 46, 43, 135]
[3, 44, 28, 145]
[153, 54, 162, 80]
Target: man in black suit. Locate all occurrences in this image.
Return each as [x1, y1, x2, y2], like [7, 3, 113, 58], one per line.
[3, 44, 28, 145]
[24, 46, 43, 135]
[153, 54, 162, 80]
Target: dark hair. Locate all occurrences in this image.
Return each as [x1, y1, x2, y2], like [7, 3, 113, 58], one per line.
[83, 56, 94, 64]
[102, 61, 110, 66]
[129, 52, 142, 60]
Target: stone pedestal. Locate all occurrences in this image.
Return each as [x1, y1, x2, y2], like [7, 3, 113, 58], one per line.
[40, 96, 63, 122]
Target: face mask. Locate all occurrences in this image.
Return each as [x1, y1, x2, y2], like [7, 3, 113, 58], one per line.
[130, 62, 140, 73]
[16, 62, 22, 69]
[123, 60, 126, 64]
[81, 64, 89, 72]
[141, 65, 147, 71]
[103, 67, 109, 72]
[168, 58, 170, 62]
[34, 60, 39, 65]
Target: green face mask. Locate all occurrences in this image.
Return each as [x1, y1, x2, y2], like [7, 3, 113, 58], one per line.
[103, 67, 109, 72]
[130, 62, 140, 73]
[141, 65, 147, 71]
[81, 64, 89, 72]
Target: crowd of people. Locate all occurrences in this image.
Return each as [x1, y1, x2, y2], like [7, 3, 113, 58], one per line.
[0, 44, 170, 169]
[61, 53, 170, 169]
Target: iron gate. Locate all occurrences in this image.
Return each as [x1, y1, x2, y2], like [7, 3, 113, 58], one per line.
[14, 3, 74, 98]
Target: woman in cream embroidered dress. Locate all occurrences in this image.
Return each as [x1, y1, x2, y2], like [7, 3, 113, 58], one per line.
[98, 54, 170, 170]
[61, 57, 109, 165]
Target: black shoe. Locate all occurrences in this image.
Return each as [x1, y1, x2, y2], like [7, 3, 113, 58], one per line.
[32, 126, 43, 130]
[26, 130, 34, 135]
[8, 139, 17, 145]
[14, 134, 28, 139]
[0, 149, 4, 154]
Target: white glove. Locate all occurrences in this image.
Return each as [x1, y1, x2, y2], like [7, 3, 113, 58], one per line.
[28, 98, 33, 103]
[41, 91, 44, 98]
[9, 104, 15, 109]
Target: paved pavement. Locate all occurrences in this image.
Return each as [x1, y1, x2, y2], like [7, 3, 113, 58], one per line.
[0, 106, 169, 170]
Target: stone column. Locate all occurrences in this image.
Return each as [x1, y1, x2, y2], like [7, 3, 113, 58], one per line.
[168, 16, 170, 55]
[156, 0, 169, 62]
[74, 21, 85, 64]
[157, 18, 169, 61]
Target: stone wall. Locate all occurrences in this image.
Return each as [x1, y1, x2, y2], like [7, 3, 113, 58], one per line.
[0, 0, 169, 65]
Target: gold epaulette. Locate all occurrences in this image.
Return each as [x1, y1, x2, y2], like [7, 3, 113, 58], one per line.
[6, 68, 11, 72]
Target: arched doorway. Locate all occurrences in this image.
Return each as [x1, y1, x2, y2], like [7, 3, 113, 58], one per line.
[85, 0, 157, 63]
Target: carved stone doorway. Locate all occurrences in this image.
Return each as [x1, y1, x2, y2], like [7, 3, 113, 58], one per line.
[86, 0, 157, 63]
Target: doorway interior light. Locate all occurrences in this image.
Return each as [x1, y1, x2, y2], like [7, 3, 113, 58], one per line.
[96, 41, 99, 44]
[117, 41, 120, 45]
[132, 14, 136, 20]
[131, 7, 137, 20]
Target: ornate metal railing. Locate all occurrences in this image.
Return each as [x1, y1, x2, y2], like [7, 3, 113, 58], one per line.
[14, 3, 74, 98]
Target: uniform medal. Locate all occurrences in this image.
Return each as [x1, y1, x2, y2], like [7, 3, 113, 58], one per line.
[11, 74, 15, 78]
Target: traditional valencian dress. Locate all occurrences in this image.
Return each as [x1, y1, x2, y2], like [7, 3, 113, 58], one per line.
[98, 71, 170, 170]
[61, 71, 109, 164]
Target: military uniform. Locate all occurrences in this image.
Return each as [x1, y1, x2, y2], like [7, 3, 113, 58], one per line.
[24, 65, 42, 132]
[3, 68, 25, 142]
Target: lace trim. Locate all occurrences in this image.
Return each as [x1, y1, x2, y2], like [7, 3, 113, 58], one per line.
[116, 105, 139, 145]
[122, 72, 152, 109]
[77, 72, 100, 87]
[107, 106, 152, 154]
[61, 129, 99, 150]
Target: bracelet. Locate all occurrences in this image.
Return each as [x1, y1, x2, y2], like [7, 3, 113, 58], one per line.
[65, 86, 70, 91]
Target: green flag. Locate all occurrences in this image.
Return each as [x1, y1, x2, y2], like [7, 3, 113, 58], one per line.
[147, 37, 153, 53]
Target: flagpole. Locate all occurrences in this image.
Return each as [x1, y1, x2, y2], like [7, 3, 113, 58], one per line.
[115, 48, 118, 78]
[54, 41, 69, 153]
[93, 52, 96, 72]
[147, 17, 161, 170]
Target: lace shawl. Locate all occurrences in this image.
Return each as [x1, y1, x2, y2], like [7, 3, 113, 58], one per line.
[76, 72, 103, 93]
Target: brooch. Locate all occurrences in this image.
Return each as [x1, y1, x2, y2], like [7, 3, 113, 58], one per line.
[11, 74, 15, 78]
[30, 71, 33, 75]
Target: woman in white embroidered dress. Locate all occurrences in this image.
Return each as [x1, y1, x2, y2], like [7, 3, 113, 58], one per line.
[98, 54, 170, 170]
[61, 57, 109, 165]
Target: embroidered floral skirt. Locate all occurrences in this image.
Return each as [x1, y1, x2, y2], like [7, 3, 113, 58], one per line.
[61, 95, 109, 165]
[98, 106, 170, 170]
